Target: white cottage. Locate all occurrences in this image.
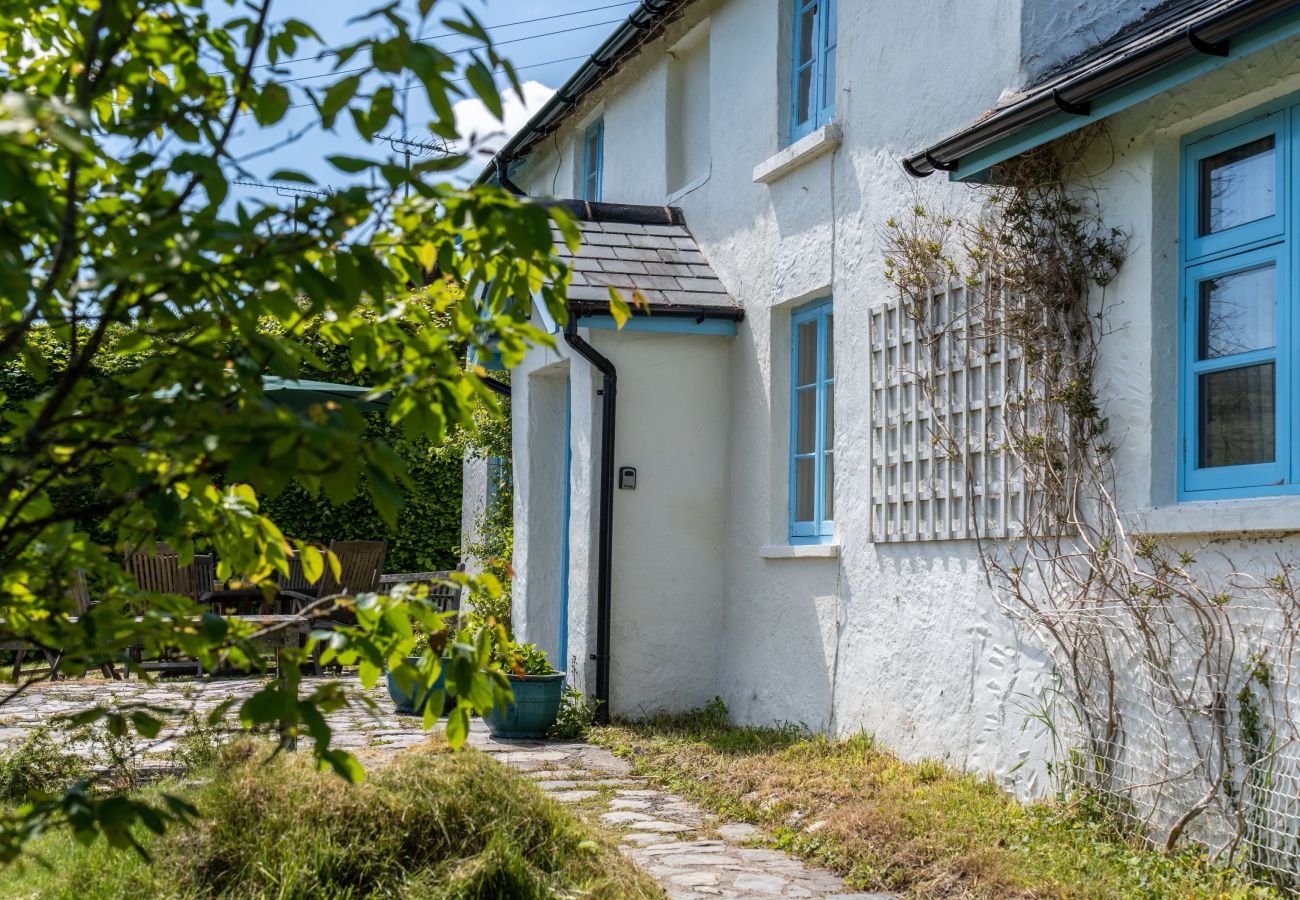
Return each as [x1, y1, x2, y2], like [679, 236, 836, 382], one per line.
[463, 0, 1300, 860]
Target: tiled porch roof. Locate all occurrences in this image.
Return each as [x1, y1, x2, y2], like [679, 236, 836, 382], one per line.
[544, 200, 739, 317]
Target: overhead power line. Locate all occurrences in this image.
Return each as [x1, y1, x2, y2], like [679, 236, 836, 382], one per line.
[240, 1, 638, 73]
[247, 53, 590, 118]
[268, 17, 626, 88]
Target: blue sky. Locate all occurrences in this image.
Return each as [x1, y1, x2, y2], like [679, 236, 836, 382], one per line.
[220, 0, 635, 204]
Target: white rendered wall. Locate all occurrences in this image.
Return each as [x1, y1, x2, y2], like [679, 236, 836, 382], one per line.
[460, 456, 488, 575]
[494, 0, 1300, 800]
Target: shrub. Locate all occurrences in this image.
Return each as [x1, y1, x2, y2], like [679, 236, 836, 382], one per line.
[0, 727, 91, 803]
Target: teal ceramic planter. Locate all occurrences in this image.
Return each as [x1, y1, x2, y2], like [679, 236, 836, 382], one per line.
[485, 672, 566, 739]
[386, 657, 449, 716]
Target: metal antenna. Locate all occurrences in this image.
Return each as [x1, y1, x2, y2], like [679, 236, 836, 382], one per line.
[233, 179, 333, 232]
[375, 132, 452, 199]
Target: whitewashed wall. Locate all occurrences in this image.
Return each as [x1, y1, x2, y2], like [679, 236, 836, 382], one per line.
[493, 0, 1300, 800]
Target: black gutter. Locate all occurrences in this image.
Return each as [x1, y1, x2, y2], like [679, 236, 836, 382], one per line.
[482, 376, 511, 398]
[563, 315, 616, 724]
[568, 300, 746, 322]
[903, 0, 1300, 177]
[478, 0, 689, 186]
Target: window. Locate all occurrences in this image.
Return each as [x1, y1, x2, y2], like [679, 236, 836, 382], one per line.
[790, 298, 834, 541]
[582, 119, 604, 201]
[790, 0, 837, 141]
[1180, 103, 1296, 499]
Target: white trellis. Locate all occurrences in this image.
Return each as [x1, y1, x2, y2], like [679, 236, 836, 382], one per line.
[868, 280, 1024, 542]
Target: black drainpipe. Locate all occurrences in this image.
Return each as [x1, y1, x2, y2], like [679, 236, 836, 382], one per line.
[495, 156, 526, 196]
[563, 314, 616, 724]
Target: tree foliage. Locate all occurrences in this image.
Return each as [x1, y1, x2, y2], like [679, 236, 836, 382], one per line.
[0, 0, 581, 859]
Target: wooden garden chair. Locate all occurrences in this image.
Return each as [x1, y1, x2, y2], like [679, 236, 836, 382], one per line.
[124, 543, 215, 675]
[277, 540, 387, 674]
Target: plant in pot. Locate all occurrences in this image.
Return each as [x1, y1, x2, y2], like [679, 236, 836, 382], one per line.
[484, 640, 566, 739]
[385, 626, 454, 717]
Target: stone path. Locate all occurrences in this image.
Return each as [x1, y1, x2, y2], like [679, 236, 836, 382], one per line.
[464, 731, 891, 898]
[0, 677, 891, 898]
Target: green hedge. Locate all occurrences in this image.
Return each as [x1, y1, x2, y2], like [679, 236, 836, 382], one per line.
[261, 440, 461, 573]
[3, 327, 463, 574]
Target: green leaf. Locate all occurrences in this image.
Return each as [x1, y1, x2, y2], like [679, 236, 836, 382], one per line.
[465, 60, 502, 119]
[130, 712, 163, 740]
[319, 748, 365, 783]
[607, 287, 631, 329]
[301, 545, 324, 584]
[326, 155, 372, 174]
[254, 82, 290, 125]
[445, 706, 469, 748]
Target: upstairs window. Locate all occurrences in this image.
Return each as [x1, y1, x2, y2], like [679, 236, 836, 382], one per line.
[790, 0, 837, 141]
[582, 119, 604, 201]
[1180, 103, 1296, 499]
[790, 298, 834, 542]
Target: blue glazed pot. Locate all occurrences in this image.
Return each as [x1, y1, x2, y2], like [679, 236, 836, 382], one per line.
[485, 672, 567, 739]
[386, 657, 449, 716]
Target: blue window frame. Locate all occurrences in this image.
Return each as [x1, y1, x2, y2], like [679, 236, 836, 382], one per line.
[790, 298, 834, 541]
[1180, 98, 1299, 499]
[790, 0, 837, 142]
[582, 119, 604, 201]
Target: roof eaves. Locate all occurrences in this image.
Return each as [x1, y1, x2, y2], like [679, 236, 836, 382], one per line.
[902, 0, 1300, 180]
[477, 0, 696, 186]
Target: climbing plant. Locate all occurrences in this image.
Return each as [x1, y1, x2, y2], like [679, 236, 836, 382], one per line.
[883, 126, 1300, 883]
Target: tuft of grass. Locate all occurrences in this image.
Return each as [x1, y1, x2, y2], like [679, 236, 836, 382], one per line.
[0, 740, 662, 899]
[594, 702, 1277, 899]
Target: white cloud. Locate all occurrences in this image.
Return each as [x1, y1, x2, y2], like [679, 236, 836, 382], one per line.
[452, 79, 556, 163]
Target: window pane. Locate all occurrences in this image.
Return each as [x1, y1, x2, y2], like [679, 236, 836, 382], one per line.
[795, 457, 815, 522]
[796, 388, 817, 454]
[1199, 264, 1275, 359]
[1198, 363, 1275, 468]
[1199, 135, 1275, 236]
[797, 4, 817, 64]
[823, 452, 833, 520]
[795, 66, 813, 127]
[796, 320, 818, 385]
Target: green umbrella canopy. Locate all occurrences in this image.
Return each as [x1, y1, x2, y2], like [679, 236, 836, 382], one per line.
[261, 377, 391, 413]
[154, 377, 391, 412]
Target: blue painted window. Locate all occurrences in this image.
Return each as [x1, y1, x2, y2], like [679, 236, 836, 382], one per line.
[1180, 101, 1297, 499]
[486, 455, 511, 510]
[790, 0, 837, 141]
[790, 298, 834, 541]
[582, 119, 604, 201]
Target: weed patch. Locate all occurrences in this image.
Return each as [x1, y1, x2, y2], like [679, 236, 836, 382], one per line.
[594, 704, 1274, 899]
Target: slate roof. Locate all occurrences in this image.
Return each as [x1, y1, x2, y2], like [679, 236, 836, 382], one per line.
[544, 200, 740, 317]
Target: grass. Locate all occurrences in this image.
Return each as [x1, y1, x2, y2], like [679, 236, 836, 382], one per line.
[0, 739, 662, 899]
[592, 700, 1278, 899]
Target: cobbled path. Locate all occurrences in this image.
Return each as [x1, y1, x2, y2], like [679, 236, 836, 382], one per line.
[0, 677, 892, 898]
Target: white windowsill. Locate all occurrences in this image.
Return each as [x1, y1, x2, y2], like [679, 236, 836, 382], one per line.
[759, 543, 841, 559]
[752, 123, 842, 185]
[1130, 496, 1300, 537]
